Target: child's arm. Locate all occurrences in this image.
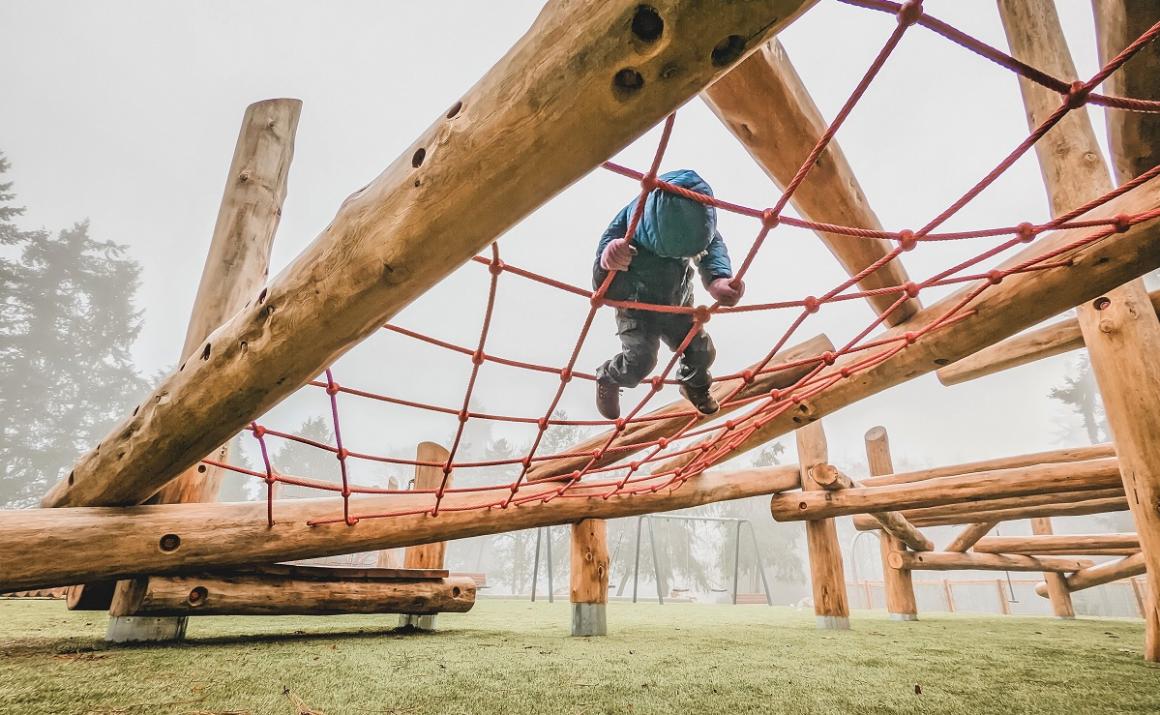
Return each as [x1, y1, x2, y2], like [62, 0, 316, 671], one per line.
[697, 231, 745, 306]
[593, 206, 633, 287]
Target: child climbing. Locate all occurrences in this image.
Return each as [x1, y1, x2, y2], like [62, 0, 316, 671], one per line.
[593, 169, 745, 420]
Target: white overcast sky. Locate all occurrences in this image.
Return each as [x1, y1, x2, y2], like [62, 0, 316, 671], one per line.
[0, 1, 1129, 493]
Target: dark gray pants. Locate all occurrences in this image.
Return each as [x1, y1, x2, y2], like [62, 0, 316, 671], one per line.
[596, 309, 715, 389]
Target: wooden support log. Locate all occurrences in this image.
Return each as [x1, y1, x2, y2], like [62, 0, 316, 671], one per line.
[860, 444, 1114, 488]
[1035, 552, 1148, 597]
[403, 443, 451, 570]
[936, 291, 1160, 386]
[889, 551, 1092, 574]
[42, 0, 821, 509]
[1000, 0, 1160, 660]
[811, 461, 930, 551]
[376, 477, 402, 568]
[527, 335, 832, 482]
[651, 154, 1160, 478]
[853, 489, 1128, 530]
[975, 533, 1140, 554]
[1031, 517, 1075, 618]
[1, 465, 802, 593]
[771, 458, 1122, 521]
[796, 421, 849, 629]
[570, 518, 609, 636]
[865, 426, 918, 620]
[945, 522, 997, 553]
[702, 39, 920, 325]
[109, 573, 475, 617]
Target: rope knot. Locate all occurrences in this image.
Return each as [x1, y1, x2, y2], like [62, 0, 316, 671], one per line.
[898, 229, 918, 251]
[1113, 214, 1132, 233]
[1016, 222, 1037, 243]
[896, 0, 923, 26]
[1066, 81, 1091, 109]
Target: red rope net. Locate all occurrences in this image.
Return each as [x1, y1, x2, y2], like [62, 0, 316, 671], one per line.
[206, 0, 1160, 528]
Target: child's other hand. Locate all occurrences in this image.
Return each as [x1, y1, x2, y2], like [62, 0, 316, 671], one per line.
[601, 238, 636, 271]
[708, 277, 745, 306]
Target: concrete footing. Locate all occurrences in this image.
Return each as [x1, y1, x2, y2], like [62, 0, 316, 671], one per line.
[106, 616, 188, 643]
[571, 603, 607, 637]
[398, 614, 437, 631]
[815, 615, 850, 630]
[889, 613, 919, 621]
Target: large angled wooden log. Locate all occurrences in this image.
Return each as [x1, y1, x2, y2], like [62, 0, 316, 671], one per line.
[1000, 0, 1160, 661]
[1034, 552, 1147, 597]
[852, 487, 1127, 530]
[945, 522, 997, 553]
[2, 465, 802, 593]
[860, 444, 1115, 488]
[702, 39, 920, 325]
[526, 334, 832, 482]
[650, 169, 1160, 478]
[796, 421, 849, 629]
[865, 426, 918, 620]
[153, 98, 301, 505]
[109, 572, 476, 617]
[771, 458, 1121, 521]
[975, 533, 1140, 554]
[889, 551, 1092, 574]
[936, 290, 1160, 385]
[41, 0, 820, 509]
[1095, 0, 1160, 184]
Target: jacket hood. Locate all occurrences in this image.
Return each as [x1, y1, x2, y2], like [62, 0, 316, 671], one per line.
[630, 169, 716, 258]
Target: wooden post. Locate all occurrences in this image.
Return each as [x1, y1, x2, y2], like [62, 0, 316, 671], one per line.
[1132, 578, 1148, 618]
[399, 442, 451, 631]
[0, 464, 805, 596]
[376, 477, 403, 568]
[996, 579, 1012, 616]
[1031, 517, 1076, 619]
[795, 421, 849, 629]
[702, 39, 920, 325]
[104, 98, 300, 644]
[570, 518, 609, 636]
[42, 0, 821, 511]
[865, 427, 917, 621]
[943, 580, 956, 613]
[999, 0, 1160, 659]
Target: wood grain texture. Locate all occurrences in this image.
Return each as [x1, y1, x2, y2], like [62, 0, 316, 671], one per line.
[703, 39, 920, 324]
[404, 443, 451, 570]
[945, 522, 997, 553]
[1030, 517, 1075, 618]
[3, 465, 803, 593]
[852, 487, 1127, 530]
[42, 0, 820, 509]
[859, 444, 1115, 488]
[865, 426, 917, 619]
[975, 533, 1140, 554]
[889, 551, 1091, 574]
[570, 519, 609, 604]
[794, 421, 849, 621]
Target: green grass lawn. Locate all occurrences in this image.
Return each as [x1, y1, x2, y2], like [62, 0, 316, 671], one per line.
[0, 598, 1156, 715]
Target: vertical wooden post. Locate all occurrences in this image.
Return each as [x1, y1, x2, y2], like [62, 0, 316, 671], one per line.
[865, 426, 917, 621]
[376, 477, 402, 568]
[570, 518, 610, 636]
[795, 421, 850, 629]
[1032, 517, 1076, 618]
[105, 98, 300, 644]
[999, 0, 1160, 659]
[1132, 578, 1147, 619]
[943, 580, 956, 613]
[399, 442, 452, 631]
[996, 579, 1012, 616]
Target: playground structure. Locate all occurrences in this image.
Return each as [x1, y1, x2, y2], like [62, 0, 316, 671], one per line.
[0, 0, 1158, 662]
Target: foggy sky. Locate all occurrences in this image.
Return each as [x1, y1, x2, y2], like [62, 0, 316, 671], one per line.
[0, 1, 1124, 503]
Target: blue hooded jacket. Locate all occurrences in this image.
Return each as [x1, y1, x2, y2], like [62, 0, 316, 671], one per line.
[593, 169, 733, 307]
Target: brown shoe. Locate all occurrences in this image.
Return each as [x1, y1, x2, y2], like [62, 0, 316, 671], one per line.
[680, 384, 719, 415]
[596, 379, 622, 420]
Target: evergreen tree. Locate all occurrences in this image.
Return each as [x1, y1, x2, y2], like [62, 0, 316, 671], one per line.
[270, 416, 341, 499]
[1049, 356, 1107, 444]
[0, 155, 147, 505]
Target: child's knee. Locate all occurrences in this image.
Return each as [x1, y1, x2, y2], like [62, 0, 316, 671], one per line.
[622, 347, 659, 382]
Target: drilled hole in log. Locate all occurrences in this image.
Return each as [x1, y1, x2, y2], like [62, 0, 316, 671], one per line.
[412, 147, 426, 168]
[68, 471, 75, 486]
[711, 35, 745, 67]
[446, 101, 463, 119]
[179, 362, 186, 372]
[933, 358, 950, 366]
[201, 343, 211, 361]
[612, 68, 645, 100]
[414, 179, 421, 187]
[197, 464, 207, 474]
[187, 586, 208, 607]
[132, 405, 139, 416]
[1093, 296, 1112, 311]
[631, 5, 663, 42]
[159, 533, 181, 552]
[452, 586, 462, 598]
[258, 288, 268, 304]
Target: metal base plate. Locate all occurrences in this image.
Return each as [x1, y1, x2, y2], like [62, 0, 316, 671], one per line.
[106, 616, 188, 643]
[889, 613, 918, 621]
[815, 615, 850, 630]
[571, 603, 607, 636]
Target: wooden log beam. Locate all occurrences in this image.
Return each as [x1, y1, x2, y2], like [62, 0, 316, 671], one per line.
[796, 421, 849, 629]
[1, 465, 802, 593]
[889, 551, 1092, 574]
[403, 443, 451, 570]
[860, 444, 1114, 488]
[570, 518, 609, 636]
[853, 488, 1127, 530]
[651, 162, 1160, 478]
[1000, 0, 1160, 661]
[936, 291, 1160, 386]
[1031, 517, 1075, 618]
[945, 522, 998, 553]
[866, 426, 918, 620]
[896, 496, 1130, 528]
[42, 0, 820, 509]
[702, 39, 920, 325]
[771, 458, 1122, 521]
[1034, 552, 1148, 597]
[109, 573, 476, 617]
[526, 335, 833, 483]
[975, 533, 1140, 554]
